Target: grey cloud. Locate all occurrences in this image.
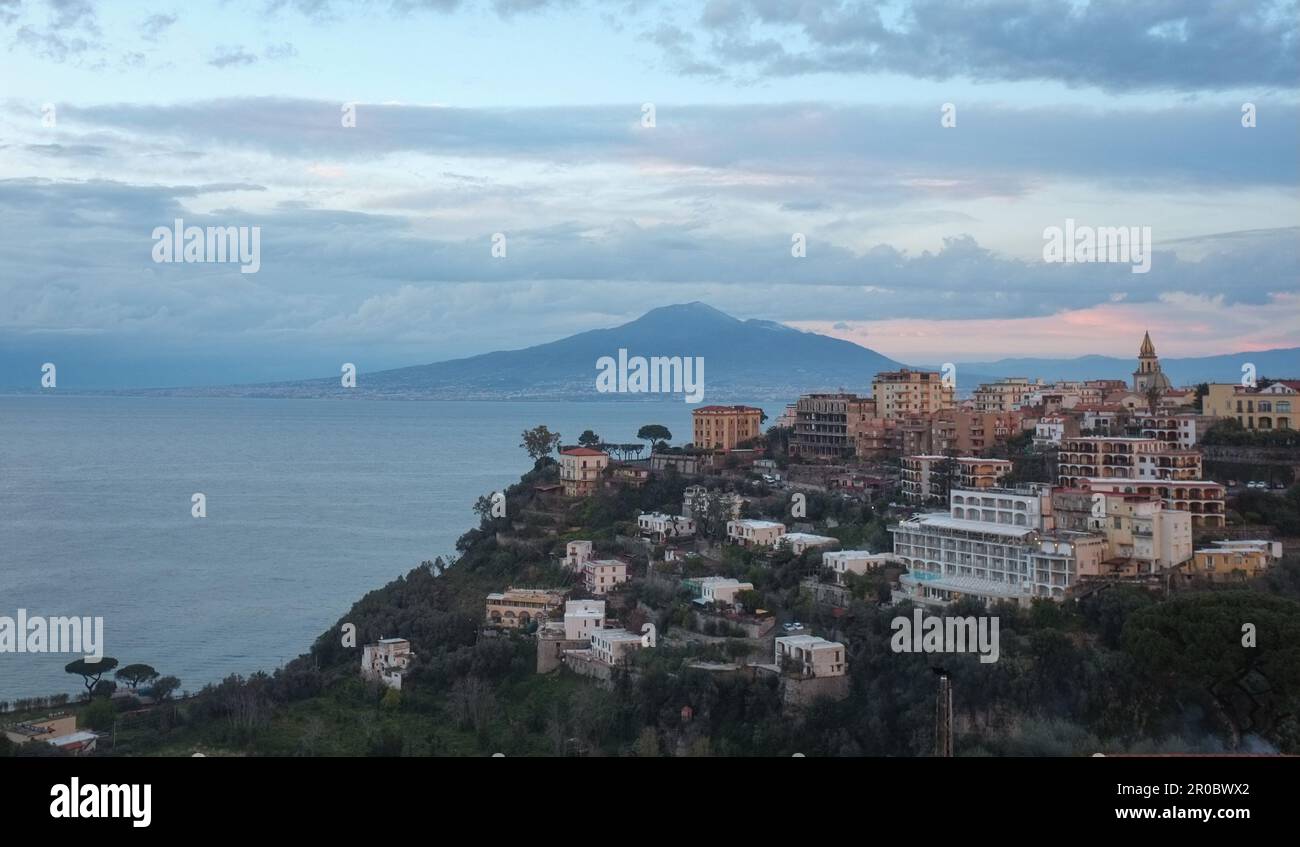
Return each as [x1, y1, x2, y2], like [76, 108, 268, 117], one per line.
[208, 45, 259, 67]
[58, 98, 1300, 194]
[686, 0, 1299, 92]
[140, 12, 177, 40]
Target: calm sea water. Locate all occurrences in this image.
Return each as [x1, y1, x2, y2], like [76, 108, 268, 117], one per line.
[0, 395, 771, 701]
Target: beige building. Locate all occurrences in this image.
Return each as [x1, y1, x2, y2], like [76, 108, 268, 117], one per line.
[775, 635, 846, 677]
[1182, 542, 1279, 582]
[687, 576, 754, 606]
[957, 457, 1013, 491]
[693, 405, 764, 450]
[583, 559, 628, 595]
[872, 369, 955, 420]
[486, 588, 566, 628]
[1058, 437, 1204, 484]
[1204, 382, 1296, 431]
[1052, 490, 1192, 572]
[1081, 478, 1225, 529]
[974, 378, 1043, 413]
[823, 550, 891, 584]
[727, 519, 786, 547]
[780, 532, 839, 556]
[559, 447, 609, 497]
[361, 637, 412, 690]
[564, 540, 593, 571]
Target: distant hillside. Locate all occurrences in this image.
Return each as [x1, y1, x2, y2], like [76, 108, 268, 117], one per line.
[95, 303, 1299, 401]
[140, 302, 908, 401]
[954, 348, 1300, 386]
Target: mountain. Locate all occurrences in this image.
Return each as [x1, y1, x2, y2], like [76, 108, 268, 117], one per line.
[155, 302, 908, 401]
[954, 348, 1300, 387]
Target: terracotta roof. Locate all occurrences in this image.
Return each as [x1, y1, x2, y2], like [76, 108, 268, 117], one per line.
[561, 447, 607, 457]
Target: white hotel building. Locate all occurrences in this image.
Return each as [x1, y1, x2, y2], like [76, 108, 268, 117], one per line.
[891, 485, 1106, 607]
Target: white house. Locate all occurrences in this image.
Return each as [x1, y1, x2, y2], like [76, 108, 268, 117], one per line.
[563, 599, 606, 640]
[638, 512, 696, 542]
[690, 576, 754, 606]
[589, 628, 645, 665]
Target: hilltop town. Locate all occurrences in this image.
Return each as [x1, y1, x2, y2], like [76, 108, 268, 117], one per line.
[6, 333, 1299, 757]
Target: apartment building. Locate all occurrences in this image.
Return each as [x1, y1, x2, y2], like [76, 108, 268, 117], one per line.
[973, 378, 1043, 412]
[901, 455, 952, 504]
[486, 588, 567, 628]
[1178, 540, 1281, 583]
[891, 485, 1106, 606]
[692, 404, 765, 450]
[583, 559, 628, 595]
[1134, 412, 1210, 448]
[789, 393, 876, 459]
[1058, 437, 1204, 483]
[726, 519, 786, 547]
[823, 550, 891, 584]
[1083, 478, 1226, 529]
[638, 512, 696, 542]
[563, 599, 606, 640]
[957, 457, 1013, 491]
[1051, 489, 1192, 571]
[1058, 436, 1225, 528]
[1203, 382, 1297, 431]
[774, 635, 846, 677]
[872, 369, 955, 420]
[559, 447, 609, 497]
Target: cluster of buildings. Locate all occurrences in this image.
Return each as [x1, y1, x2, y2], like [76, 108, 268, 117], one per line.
[346, 331, 1288, 707]
[891, 480, 1281, 608]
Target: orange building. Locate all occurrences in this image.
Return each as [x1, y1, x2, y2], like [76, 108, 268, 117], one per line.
[692, 405, 764, 450]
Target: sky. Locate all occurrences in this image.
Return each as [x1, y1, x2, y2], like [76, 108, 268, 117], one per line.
[0, 0, 1297, 388]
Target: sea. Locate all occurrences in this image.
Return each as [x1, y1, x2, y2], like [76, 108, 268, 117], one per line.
[0, 395, 773, 701]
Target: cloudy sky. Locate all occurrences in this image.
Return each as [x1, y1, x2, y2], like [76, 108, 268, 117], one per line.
[1, 0, 1297, 387]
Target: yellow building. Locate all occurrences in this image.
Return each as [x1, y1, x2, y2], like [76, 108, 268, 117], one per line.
[692, 405, 764, 450]
[1183, 542, 1279, 582]
[485, 588, 567, 628]
[872, 369, 955, 420]
[1203, 382, 1296, 431]
[559, 447, 608, 497]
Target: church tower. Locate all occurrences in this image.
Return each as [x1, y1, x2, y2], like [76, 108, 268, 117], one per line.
[1133, 331, 1171, 394]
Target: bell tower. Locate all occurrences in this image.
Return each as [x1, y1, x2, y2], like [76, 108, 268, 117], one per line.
[1133, 331, 1171, 393]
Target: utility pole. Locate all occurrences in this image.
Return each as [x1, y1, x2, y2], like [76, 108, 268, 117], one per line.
[934, 668, 953, 758]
